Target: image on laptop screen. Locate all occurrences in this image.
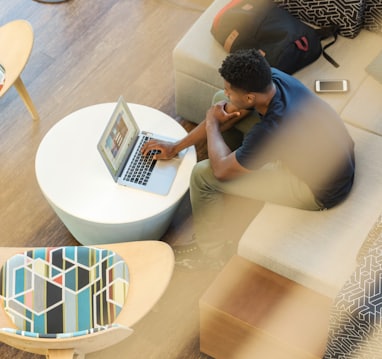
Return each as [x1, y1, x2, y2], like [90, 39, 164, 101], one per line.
[98, 100, 139, 179]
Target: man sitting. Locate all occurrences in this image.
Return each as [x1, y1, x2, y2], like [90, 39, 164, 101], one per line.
[143, 49, 355, 270]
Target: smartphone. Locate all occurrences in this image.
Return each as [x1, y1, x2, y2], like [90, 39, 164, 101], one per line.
[314, 79, 349, 93]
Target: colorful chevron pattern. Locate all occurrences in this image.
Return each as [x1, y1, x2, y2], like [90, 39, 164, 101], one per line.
[0, 246, 129, 337]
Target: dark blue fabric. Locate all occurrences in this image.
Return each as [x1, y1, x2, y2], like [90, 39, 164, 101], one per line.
[235, 68, 355, 208]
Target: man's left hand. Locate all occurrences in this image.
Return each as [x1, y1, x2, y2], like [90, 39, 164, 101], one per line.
[206, 101, 240, 129]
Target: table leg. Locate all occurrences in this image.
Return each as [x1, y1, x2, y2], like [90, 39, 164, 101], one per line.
[47, 349, 77, 358]
[33, 0, 70, 3]
[14, 76, 39, 121]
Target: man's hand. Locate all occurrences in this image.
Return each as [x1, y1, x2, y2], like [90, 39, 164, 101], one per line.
[141, 139, 178, 160]
[206, 101, 241, 129]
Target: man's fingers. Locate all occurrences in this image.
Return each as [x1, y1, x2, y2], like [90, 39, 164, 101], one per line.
[142, 141, 158, 155]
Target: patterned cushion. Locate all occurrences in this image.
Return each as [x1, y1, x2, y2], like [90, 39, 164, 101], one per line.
[323, 216, 382, 358]
[364, 0, 382, 33]
[0, 324, 121, 339]
[0, 247, 129, 337]
[273, 0, 365, 38]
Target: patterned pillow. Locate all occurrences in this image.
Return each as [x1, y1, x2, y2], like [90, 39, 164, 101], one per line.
[323, 216, 382, 358]
[273, 0, 365, 38]
[364, 0, 382, 33]
[0, 246, 129, 337]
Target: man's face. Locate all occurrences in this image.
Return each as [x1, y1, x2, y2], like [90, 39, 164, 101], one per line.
[223, 81, 254, 110]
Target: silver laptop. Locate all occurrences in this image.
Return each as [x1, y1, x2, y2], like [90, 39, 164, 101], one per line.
[97, 97, 186, 195]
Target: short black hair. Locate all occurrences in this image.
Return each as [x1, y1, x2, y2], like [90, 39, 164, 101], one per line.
[218, 49, 272, 93]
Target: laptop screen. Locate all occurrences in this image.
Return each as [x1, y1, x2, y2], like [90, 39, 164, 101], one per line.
[97, 97, 139, 179]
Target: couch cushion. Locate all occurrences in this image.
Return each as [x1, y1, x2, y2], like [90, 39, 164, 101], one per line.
[173, 0, 229, 87]
[238, 123, 382, 298]
[364, 0, 382, 33]
[293, 30, 382, 117]
[341, 75, 382, 136]
[274, 0, 365, 38]
[173, 0, 230, 123]
[340, 52, 382, 136]
[0, 246, 129, 336]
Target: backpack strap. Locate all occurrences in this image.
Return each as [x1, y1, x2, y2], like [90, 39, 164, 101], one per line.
[316, 25, 340, 68]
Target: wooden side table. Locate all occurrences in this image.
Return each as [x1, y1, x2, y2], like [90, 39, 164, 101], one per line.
[0, 20, 39, 120]
[200, 255, 332, 359]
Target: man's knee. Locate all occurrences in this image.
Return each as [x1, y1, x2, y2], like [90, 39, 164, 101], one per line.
[191, 160, 212, 186]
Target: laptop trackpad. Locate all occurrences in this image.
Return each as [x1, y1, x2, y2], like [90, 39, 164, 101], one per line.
[144, 158, 179, 195]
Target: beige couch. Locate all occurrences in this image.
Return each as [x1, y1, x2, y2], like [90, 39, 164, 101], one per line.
[174, 0, 382, 293]
[173, 0, 382, 357]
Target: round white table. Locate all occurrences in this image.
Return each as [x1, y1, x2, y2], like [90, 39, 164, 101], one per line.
[35, 103, 196, 245]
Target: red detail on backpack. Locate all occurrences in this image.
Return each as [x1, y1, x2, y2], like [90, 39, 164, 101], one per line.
[295, 36, 309, 51]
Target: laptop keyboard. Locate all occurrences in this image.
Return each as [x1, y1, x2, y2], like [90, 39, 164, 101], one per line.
[123, 135, 159, 186]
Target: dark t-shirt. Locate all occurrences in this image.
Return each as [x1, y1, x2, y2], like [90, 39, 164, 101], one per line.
[235, 68, 355, 208]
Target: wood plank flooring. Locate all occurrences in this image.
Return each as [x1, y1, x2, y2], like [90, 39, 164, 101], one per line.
[0, 1, 261, 358]
[0, 0, 208, 247]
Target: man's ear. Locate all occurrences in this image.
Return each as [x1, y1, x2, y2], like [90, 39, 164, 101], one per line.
[246, 92, 256, 105]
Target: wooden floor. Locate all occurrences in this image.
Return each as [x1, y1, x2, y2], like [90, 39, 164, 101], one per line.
[0, 1, 263, 358]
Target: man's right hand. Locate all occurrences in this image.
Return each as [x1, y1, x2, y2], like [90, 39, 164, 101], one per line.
[141, 139, 178, 160]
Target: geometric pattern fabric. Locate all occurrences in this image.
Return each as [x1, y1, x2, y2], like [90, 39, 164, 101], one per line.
[273, 0, 382, 38]
[323, 215, 382, 358]
[364, 0, 382, 33]
[0, 247, 129, 338]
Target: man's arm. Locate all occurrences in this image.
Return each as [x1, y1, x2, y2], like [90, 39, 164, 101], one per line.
[141, 101, 249, 160]
[141, 119, 208, 159]
[206, 105, 251, 181]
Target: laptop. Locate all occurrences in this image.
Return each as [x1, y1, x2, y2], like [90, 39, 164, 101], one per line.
[97, 97, 186, 195]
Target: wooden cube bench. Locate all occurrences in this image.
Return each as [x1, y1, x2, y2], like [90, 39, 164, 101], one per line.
[200, 255, 332, 359]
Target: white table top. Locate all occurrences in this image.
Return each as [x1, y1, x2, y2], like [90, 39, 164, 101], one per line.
[35, 103, 196, 224]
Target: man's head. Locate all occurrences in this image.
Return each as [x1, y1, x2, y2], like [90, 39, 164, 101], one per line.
[219, 49, 273, 110]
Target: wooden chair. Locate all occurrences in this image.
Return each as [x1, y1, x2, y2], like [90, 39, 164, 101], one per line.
[0, 241, 174, 358]
[0, 20, 39, 120]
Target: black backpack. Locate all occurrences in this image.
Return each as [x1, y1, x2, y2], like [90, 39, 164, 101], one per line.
[211, 0, 339, 74]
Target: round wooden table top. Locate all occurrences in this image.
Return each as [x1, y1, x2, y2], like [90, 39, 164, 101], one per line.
[0, 20, 34, 96]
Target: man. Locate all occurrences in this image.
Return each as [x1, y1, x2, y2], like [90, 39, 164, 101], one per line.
[142, 49, 355, 269]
